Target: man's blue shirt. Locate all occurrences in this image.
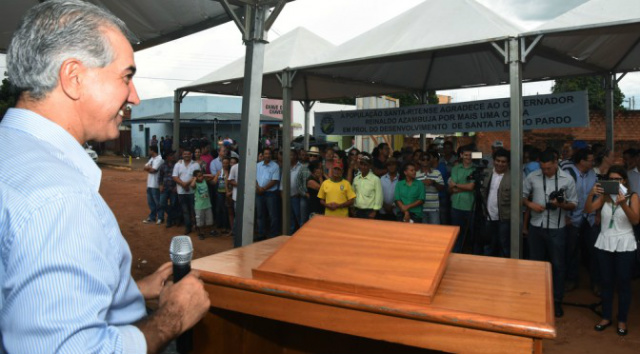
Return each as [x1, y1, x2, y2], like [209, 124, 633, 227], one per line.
[256, 160, 280, 192]
[0, 109, 147, 354]
[564, 164, 597, 226]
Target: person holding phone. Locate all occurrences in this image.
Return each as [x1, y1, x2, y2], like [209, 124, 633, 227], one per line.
[585, 165, 639, 336]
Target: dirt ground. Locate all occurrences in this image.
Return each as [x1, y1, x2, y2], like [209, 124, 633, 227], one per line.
[99, 161, 640, 354]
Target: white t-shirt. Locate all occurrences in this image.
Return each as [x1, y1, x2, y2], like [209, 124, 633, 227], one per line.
[487, 170, 504, 221]
[172, 160, 200, 194]
[228, 163, 239, 201]
[146, 155, 164, 188]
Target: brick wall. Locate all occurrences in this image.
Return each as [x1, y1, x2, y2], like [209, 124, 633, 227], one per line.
[475, 110, 640, 158]
[402, 110, 639, 160]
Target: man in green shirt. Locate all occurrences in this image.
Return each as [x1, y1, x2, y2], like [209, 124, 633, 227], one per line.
[395, 162, 426, 223]
[352, 154, 383, 219]
[448, 145, 476, 252]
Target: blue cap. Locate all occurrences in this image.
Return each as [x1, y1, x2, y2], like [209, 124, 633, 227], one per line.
[572, 140, 588, 150]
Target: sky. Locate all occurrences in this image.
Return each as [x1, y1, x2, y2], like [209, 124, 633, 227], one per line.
[1, 0, 639, 109]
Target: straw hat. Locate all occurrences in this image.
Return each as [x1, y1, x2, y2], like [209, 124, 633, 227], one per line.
[308, 146, 321, 156]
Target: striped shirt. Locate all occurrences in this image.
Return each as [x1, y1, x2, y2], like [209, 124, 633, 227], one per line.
[416, 169, 443, 211]
[0, 109, 147, 354]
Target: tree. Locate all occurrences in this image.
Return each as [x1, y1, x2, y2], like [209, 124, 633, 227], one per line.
[0, 78, 20, 121]
[551, 76, 624, 111]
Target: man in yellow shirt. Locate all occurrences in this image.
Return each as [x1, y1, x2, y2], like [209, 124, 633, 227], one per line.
[318, 160, 356, 217]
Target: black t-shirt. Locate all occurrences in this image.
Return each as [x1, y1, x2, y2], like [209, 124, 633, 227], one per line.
[307, 176, 325, 215]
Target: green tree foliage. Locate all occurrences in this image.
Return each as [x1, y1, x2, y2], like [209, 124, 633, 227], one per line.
[0, 78, 20, 121]
[552, 76, 624, 111]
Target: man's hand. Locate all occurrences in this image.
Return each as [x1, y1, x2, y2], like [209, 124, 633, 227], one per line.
[158, 271, 210, 334]
[368, 210, 377, 219]
[403, 211, 411, 222]
[136, 271, 210, 354]
[527, 201, 546, 213]
[137, 262, 172, 300]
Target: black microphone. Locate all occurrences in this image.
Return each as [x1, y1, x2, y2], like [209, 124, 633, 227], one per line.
[170, 235, 193, 283]
[170, 236, 193, 354]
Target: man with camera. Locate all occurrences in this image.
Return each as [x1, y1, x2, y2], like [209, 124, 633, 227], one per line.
[481, 148, 511, 257]
[523, 150, 577, 318]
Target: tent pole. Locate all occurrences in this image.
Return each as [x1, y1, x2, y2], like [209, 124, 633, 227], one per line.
[605, 74, 614, 152]
[173, 90, 187, 152]
[234, 4, 268, 247]
[302, 100, 316, 151]
[279, 70, 295, 235]
[419, 91, 428, 151]
[508, 38, 524, 259]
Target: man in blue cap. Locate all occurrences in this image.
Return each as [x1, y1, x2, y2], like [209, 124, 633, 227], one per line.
[559, 140, 589, 170]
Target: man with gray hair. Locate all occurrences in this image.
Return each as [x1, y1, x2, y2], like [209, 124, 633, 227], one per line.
[0, 1, 210, 353]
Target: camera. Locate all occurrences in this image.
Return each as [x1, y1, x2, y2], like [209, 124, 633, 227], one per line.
[467, 166, 487, 184]
[546, 189, 565, 210]
[466, 152, 488, 184]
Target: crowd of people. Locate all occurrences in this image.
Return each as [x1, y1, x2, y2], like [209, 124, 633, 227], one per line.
[144, 137, 640, 336]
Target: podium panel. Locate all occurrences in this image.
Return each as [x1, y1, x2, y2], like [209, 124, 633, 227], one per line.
[253, 216, 458, 304]
[192, 236, 554, 354]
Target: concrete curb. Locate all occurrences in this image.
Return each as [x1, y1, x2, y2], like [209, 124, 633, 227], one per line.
[98, 162, 132, 171]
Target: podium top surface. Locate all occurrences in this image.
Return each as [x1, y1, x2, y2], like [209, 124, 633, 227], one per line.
[252, 216, 457, 304]
[193, 236, 556, 340]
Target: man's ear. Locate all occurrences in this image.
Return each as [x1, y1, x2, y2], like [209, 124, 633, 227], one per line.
[59, 58, 84, 100]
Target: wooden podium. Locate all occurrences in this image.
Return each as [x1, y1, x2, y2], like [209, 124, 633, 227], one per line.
[191, 216, 555, 354]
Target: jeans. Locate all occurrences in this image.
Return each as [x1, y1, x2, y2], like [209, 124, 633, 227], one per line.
[451, 208, 473, 253]
[439, 196, 451, 225]
[596, 248, 635, 322]
[146, 187, 161, 221]
[396, 212, 422, 223]
[300, 196, 310, 226]
[290, 195, 302, 234]
[256, 191, 280, 239]
[566, 220, 599, 288]
[528, 225, 566, 303]
[355, 208, 375, 219]
[376, 212, 396, 221]
[178, 194, 195, 231]
[484, 219, 510, 257]
[232, 201, 242, 248]
[215, 192, 229, 229]
[422, 210, 440, 225]
[159, 189, 178, 225]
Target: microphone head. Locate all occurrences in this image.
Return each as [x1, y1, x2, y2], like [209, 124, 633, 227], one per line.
[170, 236, 193, 265]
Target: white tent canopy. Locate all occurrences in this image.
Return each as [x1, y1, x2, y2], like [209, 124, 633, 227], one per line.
[521, 0, 640, 75]
[179, 26, 407, 100]
[0, 0, 244, 53]
[296, 0, 524, 91]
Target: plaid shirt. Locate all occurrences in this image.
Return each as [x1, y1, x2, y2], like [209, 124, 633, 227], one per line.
[158, 161, 177, 190]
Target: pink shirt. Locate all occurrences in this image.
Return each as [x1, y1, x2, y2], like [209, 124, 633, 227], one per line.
[201, 153, 213, 173]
